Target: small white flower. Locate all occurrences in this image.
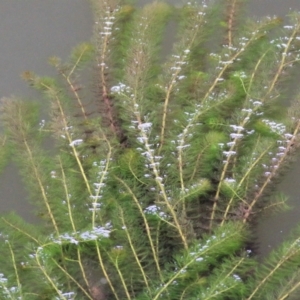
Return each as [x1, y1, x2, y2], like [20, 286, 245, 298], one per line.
[233, 274, 242, 281]
[223, 151, 237, 157]
[242, 108, 252, 113]
[138, 122, 152, 131]
[230, 133, 244, 139]
[69, 139, 83, 147]
[196, 257, 204, 262]
[227, 142, 235, 147]
[230, 125, 244, 131]
[225, 178, 236, 183]
[284, 133, 294, 139]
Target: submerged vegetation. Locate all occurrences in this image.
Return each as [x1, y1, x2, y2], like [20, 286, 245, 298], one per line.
[2, 0, 300, 298]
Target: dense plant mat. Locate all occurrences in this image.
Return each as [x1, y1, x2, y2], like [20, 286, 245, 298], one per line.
[1, 0, 300, 299]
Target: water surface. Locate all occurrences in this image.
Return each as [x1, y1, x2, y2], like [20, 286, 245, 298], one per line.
[0, 0, 92, 221]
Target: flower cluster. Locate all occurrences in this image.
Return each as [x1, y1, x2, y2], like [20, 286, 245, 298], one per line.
[144, 204, 167, 218]
[89, 159, 109, 212]
[50, 223, 112, 245]
[0, 273, 21, 299]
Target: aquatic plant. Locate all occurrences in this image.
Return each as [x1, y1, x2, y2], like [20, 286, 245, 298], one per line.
[1, 0, 300, 299]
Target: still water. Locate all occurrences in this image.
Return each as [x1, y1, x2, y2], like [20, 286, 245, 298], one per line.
[1, 0, 300, 256]
[0, 0, 93, 220]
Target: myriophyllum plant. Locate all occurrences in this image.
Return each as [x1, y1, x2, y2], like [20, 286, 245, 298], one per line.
[1, 0, 300, 299]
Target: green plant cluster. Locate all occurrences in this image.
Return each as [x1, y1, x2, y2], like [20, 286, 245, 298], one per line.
[1, 0, 300, 299]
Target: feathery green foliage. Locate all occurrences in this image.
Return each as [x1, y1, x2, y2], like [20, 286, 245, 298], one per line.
[1, 0, 300, 299]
